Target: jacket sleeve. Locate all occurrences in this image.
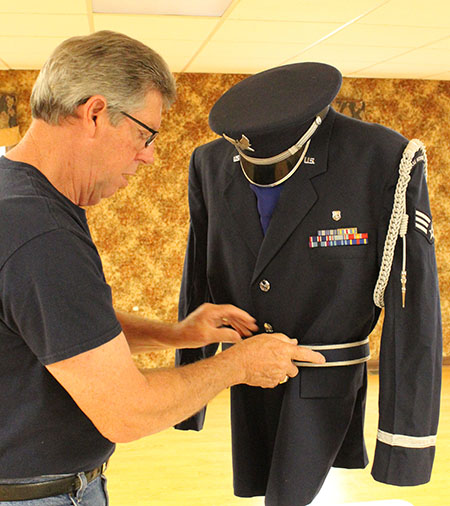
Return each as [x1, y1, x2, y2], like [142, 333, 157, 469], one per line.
[175, 148, 219, 431]
[372, 149, 442, 485]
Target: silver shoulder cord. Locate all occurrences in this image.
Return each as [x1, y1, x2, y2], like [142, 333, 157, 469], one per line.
[373, 139, 428, 309]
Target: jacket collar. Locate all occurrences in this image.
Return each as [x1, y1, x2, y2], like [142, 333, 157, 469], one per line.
[223, 108, 336, 277]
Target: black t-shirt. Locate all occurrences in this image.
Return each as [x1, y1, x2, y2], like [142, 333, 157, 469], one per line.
[0, 156, 121, 478]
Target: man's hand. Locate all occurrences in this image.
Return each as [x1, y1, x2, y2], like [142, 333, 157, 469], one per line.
[225, 333, 325, 388]
[177, 303, 259, 348]
[116, 304, 258, 353]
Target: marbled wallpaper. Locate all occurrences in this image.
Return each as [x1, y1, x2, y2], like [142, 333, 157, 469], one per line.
[1, 70, 449, 367]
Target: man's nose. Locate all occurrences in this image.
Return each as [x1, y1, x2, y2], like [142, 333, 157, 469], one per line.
[137, 142, 155, 165]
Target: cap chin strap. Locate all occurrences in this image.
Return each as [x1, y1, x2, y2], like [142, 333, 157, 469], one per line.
[222, 106, 329, 165]
[240, 140, 310, 188]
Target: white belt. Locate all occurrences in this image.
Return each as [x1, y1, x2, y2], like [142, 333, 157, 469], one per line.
[294, 337, 370, 367]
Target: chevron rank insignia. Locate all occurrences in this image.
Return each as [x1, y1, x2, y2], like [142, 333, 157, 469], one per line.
[309, 227, 368, 248]
[415, 209, 434, 243]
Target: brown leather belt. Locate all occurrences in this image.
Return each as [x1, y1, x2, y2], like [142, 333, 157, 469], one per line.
[0, 463, 106, 501]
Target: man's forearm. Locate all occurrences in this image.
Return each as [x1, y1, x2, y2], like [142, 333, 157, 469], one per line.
[46, 331, 324, 444]
[115, 309, 182, 352]
[116, 304, 258, 352]
[136, 348, 244, 438]
[115, 333, 324, 441]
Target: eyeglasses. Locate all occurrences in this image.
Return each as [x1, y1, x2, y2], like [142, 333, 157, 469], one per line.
[120, 111, 159, 148]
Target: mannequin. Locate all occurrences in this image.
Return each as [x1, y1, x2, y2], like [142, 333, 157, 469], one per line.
[176, 62, 442, 506]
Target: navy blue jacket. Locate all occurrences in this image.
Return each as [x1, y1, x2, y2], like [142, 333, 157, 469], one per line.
[176, 108, 442, 506]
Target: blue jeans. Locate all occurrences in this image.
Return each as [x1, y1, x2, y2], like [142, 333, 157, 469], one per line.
[0, 473, 108, 505]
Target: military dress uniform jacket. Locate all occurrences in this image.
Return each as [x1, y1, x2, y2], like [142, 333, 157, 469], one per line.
[175, 108, 442, 506]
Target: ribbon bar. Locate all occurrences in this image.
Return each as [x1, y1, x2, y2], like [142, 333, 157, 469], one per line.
[309, 227, 369, 248]
[317, 227, 358, 236]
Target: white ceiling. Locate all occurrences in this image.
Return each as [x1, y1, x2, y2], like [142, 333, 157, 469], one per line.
[0, 0, 449, 80]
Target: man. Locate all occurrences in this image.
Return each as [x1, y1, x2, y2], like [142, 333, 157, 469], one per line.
[176, 62, 442, 506]
[0, 32, 324, 504]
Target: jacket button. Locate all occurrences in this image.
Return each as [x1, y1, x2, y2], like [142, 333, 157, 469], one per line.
[259, 279, 271, 292]
[264, 322, 274, 333]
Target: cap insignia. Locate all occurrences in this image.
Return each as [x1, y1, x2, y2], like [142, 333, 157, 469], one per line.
[223, 133, 255, 152]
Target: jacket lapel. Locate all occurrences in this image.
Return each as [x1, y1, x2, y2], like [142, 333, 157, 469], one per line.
[223, 164, 264, 258]
[252, 109, 336, 283]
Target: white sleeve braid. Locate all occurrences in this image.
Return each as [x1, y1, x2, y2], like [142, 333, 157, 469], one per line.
[373, 139, 427, 308]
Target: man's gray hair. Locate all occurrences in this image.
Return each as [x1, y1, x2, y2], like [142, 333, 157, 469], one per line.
[31, 30, 177, 125]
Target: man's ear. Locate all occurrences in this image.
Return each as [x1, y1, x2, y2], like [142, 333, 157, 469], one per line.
[80, 95, 109, 136]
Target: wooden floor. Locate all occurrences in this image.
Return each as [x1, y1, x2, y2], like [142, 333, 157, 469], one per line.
[106, 367, 450, 506]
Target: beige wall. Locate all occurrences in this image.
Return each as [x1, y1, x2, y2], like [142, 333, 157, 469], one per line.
[1, 70, 449, 367]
